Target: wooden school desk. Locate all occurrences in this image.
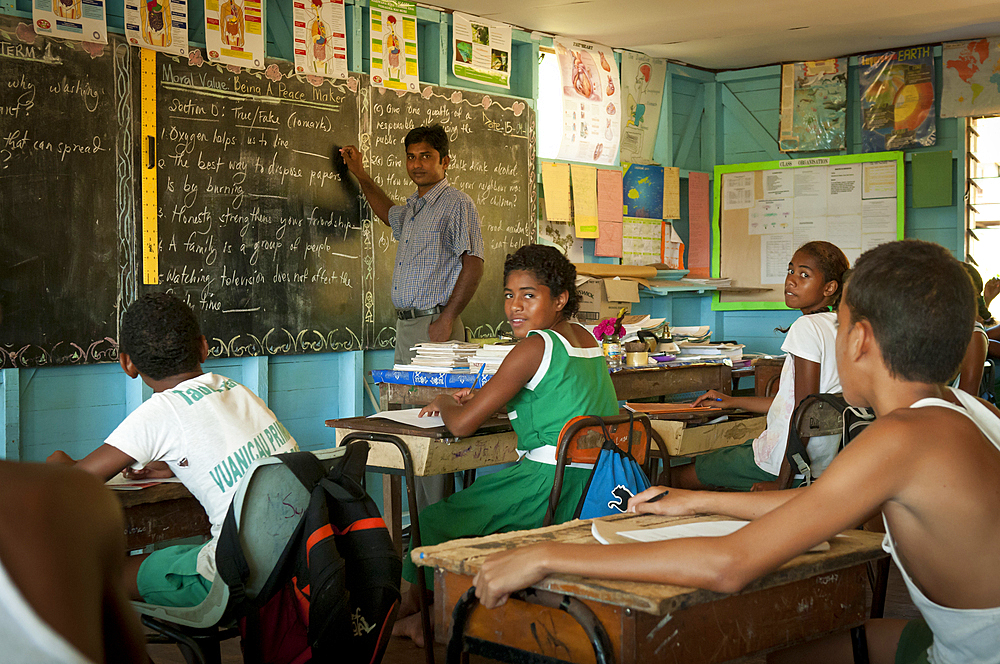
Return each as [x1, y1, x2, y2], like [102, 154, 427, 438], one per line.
[375, 362, 733, 411]
[416, 513, 887, 664]
[114, 483, 210, 551]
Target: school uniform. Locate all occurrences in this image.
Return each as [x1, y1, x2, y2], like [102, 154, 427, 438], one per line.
[401, 327, 618, 585]
[105, 373, 299, 606]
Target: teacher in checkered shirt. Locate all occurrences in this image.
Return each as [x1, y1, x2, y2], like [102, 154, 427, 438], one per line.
[341, 125, 485, 363]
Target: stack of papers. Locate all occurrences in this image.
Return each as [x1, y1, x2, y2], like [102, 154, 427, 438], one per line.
[395, 342, 481, 373]
[469, 343, 516, 375]
[681, 277, 732, 287]
[677, 342, 745, 361]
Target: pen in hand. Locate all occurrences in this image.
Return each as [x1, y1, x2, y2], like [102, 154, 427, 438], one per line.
[646, 489, 669, 503]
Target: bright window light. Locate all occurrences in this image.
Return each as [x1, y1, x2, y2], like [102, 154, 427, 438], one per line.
[537, 50, 562, 160]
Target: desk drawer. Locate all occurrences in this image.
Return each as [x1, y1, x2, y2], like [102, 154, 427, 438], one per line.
[652, 415, 766, 456]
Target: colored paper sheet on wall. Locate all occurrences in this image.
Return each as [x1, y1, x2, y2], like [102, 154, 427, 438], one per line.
[32, 0, 108, 43]
[205, 0, 264, 68]
[452, 12, 511, 89]
[539, 191, 584, 262]
[553, 36, 620, 166]
[125, 0, 187, 54]
[595, 221, 623, 258]
[619, 51, 666, 163]
[622, 162, 663, 218]
[623, 217, 662, 266]
[541, 161, 572, 223]
[292, 0, 348, 79]
[912, 150, 953, 208]
[859, 48, 936, 152]
[778, 58, 847, 152]
[941, 37, 1000, 118]
[662, 221, 684, 269]
[687, 172, 711, 278]
[370, 0, 419, 92]
[597, 168, 623, 223]
[571, 164, 599, 238]
[663, 166, 680, 219]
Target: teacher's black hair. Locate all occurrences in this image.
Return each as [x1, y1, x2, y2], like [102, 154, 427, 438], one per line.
[504, 244, 580, 319]
[119, 293, 203, 381]
[404, 124, 449, 160]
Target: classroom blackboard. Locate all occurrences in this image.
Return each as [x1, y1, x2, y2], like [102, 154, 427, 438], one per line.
[147, 53, 367, 356]
[367, 85, 536, 348]
[1, 14, 538, 365]
[0, 18, 132, 368]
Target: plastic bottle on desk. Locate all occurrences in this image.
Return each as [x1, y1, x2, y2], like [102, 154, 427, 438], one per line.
[603, 336, 623, 369]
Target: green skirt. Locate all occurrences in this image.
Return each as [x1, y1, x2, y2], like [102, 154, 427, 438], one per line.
[402, 457, 590, 585]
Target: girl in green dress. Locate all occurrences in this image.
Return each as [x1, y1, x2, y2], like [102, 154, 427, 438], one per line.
[394, 244, 619, 645]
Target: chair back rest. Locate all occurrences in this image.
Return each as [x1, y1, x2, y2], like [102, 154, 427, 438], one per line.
[556, 413, 652, 466]
[229, 455, 319, 599]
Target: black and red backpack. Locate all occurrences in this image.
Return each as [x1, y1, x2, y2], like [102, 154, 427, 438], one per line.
[217, 442, 401, 664]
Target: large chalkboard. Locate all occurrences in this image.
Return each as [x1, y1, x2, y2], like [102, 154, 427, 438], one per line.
[149, 54, 367, 356]
[366, 85, 536, 348]
[0, 17, 132, 368]
[1, 13, 538, 366]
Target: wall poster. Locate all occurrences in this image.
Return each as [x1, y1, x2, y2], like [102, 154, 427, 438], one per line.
[552, 36, 620, 165]
[292, 0, 347, 78]
[859, 47, 936, 152]
[778, 58, 847, 152]
[205, 0, 265, 68]
[125, 0, 188, 56]
[369, 0, 418, 92]
[452, 12, 510, 88]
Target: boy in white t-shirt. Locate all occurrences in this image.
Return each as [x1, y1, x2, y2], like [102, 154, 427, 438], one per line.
[48, 293, 299, 607]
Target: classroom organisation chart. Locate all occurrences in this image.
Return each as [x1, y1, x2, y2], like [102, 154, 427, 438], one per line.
[714, 154, 904, 309]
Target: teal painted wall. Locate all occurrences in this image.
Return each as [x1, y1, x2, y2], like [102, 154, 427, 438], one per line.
[1, 0, 966, 467]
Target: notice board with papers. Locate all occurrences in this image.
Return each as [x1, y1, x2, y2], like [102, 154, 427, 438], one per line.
[712, 152, 904, 310]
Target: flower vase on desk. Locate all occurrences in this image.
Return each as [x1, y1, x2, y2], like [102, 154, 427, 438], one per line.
[603, 336, 623, 369]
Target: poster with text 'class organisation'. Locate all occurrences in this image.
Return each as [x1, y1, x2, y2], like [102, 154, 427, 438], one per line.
[715, 154, 903, 310]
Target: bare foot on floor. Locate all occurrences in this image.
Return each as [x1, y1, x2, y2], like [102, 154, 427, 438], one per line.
[391, 612, 430, 648]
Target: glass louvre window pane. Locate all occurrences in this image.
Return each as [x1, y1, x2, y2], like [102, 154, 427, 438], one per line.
[971, 203, 1000, 226]
[970, 117, 1000, 230]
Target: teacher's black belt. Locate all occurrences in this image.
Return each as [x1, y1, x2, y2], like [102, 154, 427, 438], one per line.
[397, 305, 443, 320]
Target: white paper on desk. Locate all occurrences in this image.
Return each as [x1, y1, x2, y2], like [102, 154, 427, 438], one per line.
[369, 410, 445, 429]
[592, 518, 833, 551]
[105, 475, 183, 490]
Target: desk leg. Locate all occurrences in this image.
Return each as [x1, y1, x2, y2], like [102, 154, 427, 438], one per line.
[344, 432, 436, 664]
[383, 473, 403, 559]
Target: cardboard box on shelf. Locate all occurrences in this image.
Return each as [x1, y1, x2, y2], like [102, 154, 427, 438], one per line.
[576, 277, 641, 322]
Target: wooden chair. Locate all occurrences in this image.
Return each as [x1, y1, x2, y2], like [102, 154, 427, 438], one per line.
[781, 394, 889, 619]
[542, 413, 662, 527]
[135, 447, 348, 664]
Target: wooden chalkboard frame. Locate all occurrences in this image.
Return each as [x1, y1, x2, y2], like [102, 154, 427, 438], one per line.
[710, 152, 904, 311]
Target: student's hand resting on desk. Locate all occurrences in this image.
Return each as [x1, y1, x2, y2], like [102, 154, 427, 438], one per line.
[418, 395, 453, 417]
[473, 545, 550, 609]
[122, 461, 174, 480]
[692, 389, 734, 408]
[627, 485, 699, 516]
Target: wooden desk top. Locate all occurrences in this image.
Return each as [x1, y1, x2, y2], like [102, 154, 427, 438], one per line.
[325, 415, 512, 439]
[113, 481, 194, 508]
[415, 513, 886, 616]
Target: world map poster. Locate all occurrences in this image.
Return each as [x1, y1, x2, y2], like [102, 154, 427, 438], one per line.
[942, 37, 1000, 118]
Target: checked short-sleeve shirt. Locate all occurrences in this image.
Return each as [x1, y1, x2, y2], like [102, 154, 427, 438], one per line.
[387, 178, 484, 310]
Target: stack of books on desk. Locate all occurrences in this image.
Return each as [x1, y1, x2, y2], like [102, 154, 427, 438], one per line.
[396, 342, 481, 373]
[469, 343, 516, 375]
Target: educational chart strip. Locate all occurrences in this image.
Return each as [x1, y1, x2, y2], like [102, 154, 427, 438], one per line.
[32, 0, 108, 43]
[292, 0, 347, 79]
[941, 37, 1000, 118]
[125, 0, 188, 55]
[204, 0, 265, 69]
[552, 36, 620, 166]
[452, 12, 511, 89]
[369, 0, 418, 92]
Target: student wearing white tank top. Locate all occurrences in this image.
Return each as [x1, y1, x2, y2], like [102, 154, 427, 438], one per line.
[471, 240, 1000, 664]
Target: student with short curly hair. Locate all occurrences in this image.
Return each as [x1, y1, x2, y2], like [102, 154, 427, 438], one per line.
[48, 293, 299, 608]
[392, 244, 618, 645]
